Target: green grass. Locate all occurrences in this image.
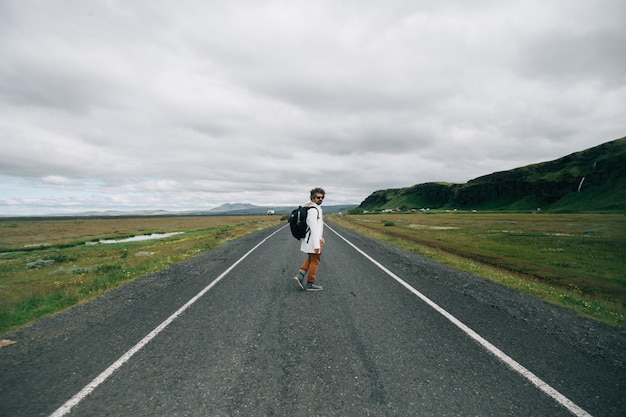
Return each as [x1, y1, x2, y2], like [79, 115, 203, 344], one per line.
[0, 216, 280, 335]
[3, 213, 624, 334]
[331, 212, 626, 329]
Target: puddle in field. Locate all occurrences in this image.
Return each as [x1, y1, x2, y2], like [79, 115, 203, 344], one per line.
[87, 232, 183, 245]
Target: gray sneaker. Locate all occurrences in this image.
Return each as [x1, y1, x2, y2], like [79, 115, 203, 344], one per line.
[293, 276, 305, 290]
[305, 283, 323, 292]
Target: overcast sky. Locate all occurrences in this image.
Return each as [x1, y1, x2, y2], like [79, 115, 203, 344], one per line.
[1, 0, 624, 215]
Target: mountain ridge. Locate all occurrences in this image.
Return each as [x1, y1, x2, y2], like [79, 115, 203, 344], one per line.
[0, 204, 355, 219]
[357, 136, 626, 213]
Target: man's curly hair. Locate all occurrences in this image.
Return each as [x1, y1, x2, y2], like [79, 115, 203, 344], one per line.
[310, 187, 326, 200]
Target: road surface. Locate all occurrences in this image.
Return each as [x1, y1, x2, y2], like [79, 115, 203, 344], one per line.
[1, 222, 624, 416]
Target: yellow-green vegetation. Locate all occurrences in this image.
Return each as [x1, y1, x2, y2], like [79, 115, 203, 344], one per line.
[331, 212, 626, 329]
[0, 216, 280, 335]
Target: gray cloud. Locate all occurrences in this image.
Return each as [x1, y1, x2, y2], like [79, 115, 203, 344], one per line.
[0, 0, 624, 215]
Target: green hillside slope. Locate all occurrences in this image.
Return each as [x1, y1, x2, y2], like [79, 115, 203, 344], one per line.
[358, 136, 626, 213]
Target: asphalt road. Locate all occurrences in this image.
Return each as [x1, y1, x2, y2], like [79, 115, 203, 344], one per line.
[0, 222, 624, 417]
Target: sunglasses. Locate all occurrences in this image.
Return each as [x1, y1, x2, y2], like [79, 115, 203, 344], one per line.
[315, 195, 325, 199]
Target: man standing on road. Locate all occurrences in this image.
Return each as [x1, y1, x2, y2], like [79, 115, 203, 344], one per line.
[294, 187, 325, 291]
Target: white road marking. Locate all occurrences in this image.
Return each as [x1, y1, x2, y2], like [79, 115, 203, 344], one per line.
[328, 225, 593, 417]
[49, 227, 284, 417]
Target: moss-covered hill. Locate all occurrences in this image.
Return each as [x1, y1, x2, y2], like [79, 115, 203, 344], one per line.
[358, 136, 626, 213]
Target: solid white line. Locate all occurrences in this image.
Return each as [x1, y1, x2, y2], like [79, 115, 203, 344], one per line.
[49, 227, 285, 417]
[327, 225, 593, 417]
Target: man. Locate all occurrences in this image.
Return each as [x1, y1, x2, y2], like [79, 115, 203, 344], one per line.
[294, 187, 326, 291]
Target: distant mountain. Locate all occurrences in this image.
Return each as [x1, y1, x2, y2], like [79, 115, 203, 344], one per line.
[1, 209, 179, 218]
[207, 203, 356, 215]
[358, 136, 626, 213]
[208, 203, 260, 213]
[0, 204, 357, 219]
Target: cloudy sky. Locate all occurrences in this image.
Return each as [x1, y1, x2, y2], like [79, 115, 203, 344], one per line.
[1, 0, 624, 215]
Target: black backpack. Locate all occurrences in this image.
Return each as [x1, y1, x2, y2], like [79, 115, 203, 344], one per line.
[288, 206, 319, 240]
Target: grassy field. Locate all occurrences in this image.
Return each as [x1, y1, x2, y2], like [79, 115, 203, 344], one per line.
[2, 213, 624, 335]
[331, 212, 626, 329]
[0, 215, 281, 335]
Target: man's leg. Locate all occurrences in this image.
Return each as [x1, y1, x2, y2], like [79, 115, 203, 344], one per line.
[299, 256, 310, 273]
[294, 257, 310, 290]
[306, 253, 321, 284]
